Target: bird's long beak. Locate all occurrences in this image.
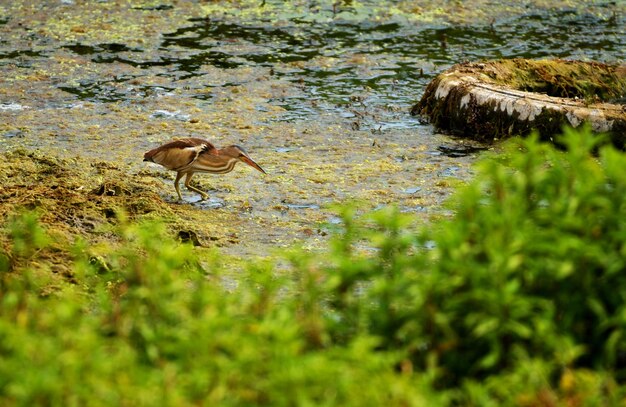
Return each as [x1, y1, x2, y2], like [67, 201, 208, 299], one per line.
[241, 155, 266, 174]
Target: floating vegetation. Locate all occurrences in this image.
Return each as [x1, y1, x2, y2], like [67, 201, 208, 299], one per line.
[0, 0, 623, 260]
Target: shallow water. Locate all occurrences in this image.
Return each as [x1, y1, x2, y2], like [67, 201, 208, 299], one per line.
[1, 1, 624, 257]
[16, 7, 623, 129]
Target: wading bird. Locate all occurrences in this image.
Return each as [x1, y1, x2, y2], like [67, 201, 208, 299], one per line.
[143, 138, 266, 201]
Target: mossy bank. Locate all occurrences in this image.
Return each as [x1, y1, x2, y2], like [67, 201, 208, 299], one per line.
[412, 59, 626, 145]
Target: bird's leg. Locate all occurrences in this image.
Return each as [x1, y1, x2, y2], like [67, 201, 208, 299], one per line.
[174, 172, 184, 201]
[184, 172, 209, 201]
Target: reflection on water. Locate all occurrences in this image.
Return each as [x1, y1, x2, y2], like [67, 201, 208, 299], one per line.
[48, 8, 624, 131]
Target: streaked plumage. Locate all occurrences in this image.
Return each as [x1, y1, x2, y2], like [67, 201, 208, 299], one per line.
[143, 137, 266, 201]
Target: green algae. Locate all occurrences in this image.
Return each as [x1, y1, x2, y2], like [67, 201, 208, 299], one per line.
[0, 149, 272, 276]
[198, 0, 622, 26]
[0, 116, 467, 280]
[477, 59, 626, 102]
[1, 0, 622, 279]
[1, 1, 199, 48]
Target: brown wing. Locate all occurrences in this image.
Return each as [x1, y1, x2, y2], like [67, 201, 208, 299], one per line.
[143, 138, 217, 171]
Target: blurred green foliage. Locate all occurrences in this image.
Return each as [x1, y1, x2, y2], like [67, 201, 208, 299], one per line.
[1, 126, 626, 406]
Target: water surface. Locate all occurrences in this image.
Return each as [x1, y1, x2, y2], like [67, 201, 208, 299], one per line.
[0, 0, 623, 256]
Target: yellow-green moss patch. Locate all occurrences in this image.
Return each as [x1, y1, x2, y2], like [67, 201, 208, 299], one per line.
[412, 59, 626, 145]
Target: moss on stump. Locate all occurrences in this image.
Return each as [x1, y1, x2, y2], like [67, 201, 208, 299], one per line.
[411, 59, 626, 146]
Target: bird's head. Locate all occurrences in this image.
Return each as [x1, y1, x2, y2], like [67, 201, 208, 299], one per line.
[221, 145, 266, 174]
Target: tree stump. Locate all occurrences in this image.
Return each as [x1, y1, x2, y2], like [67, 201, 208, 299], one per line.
[411, 59, 626, 147]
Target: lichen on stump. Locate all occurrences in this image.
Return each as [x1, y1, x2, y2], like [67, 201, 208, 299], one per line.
[411, 59, 626, 147]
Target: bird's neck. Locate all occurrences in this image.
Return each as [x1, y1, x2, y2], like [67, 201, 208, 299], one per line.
[194, 155, 238, 174]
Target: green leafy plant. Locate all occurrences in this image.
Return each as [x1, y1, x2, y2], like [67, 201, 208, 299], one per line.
[1, 126, 625, 406]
